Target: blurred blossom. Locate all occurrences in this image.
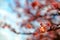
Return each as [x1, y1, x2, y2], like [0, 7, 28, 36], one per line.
[0, 0, 60, 40]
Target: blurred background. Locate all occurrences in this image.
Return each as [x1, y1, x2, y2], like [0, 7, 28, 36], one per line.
[0, 0, 60, 40]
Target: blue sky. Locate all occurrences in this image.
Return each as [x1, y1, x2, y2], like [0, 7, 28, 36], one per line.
[0, 0, 26, 12]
